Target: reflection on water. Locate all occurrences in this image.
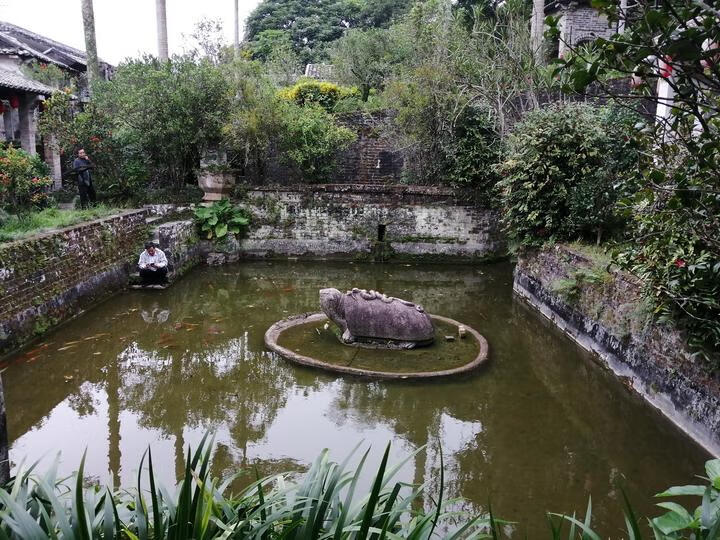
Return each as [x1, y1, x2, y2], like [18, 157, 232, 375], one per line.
[3, 261, 710, 535]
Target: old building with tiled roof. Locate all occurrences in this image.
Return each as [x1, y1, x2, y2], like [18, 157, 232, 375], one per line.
[0, 21, 114, 186]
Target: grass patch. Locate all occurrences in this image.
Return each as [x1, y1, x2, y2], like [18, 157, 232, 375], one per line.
[0, 205, 120, 243]
[565, 241, 613, 269]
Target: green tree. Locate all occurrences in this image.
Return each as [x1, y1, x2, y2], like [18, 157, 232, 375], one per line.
[95, 56, 230, 188]
[245, 0, 413, 64]
[379, 0, 543, 185]
[247, 29, 294, 62]
[552, 0, 720, 357]
[223, 59, 286, 180]
[245, 0, 359, 64]
[330, 28, 405, 101]
[356, 0, 414, 27]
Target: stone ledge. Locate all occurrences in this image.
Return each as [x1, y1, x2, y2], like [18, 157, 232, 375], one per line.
[0, 209, 147, 251]
[264, 312, 489, 380]
[248, 184, 458, 197]
[513, 246, 720, 457]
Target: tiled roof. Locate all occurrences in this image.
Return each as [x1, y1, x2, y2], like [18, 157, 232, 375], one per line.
[0, 67, 54, 94]
[0, 28, 66, 68]
[0, 21, 112, 71]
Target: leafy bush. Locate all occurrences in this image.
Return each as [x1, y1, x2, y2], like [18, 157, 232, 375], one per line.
[94, 55, 231, 190]
[223, 61, 356, 183]
[278, 80, 360, 111]
[40, 55, 232, 202]
[613, 153, 720, 358]
[0, 146, 53, 211]
[278, 103, 357, 181]
[446, 107, 501, 201]
[549, 0, 720, 359]
[194, 199, 250, 239]
[497, 104, 637, 246]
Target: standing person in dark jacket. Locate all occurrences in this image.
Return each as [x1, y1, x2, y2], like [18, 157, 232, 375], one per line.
[72, 148, 96, 208]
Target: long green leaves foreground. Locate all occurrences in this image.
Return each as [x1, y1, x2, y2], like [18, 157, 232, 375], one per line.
[0, 433, 718, 539]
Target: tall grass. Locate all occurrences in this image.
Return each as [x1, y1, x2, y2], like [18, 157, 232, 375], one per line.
[0, 434, 717, 539]
[0, 434, 496, 539]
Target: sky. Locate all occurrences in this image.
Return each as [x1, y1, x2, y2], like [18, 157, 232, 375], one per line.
[0, 0, 263, 65]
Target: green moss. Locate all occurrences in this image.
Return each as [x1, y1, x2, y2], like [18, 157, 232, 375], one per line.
[32, 315, 54, 336]
[371, 241, 395, 262]
[350, 225, 368, 239]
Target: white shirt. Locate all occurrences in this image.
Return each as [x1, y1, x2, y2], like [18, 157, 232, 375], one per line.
[138, 248, 168, 270]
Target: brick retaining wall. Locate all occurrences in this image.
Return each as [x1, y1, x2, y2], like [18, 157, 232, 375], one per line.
[0, 210, 148, 356]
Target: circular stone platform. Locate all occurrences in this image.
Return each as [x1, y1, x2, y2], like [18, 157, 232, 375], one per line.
[264, 312, 489, 380]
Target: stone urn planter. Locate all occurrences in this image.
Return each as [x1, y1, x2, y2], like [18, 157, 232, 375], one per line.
[197, 168, 235, 202]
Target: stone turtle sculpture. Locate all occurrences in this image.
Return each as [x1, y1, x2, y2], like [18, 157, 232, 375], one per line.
[320, 287, 435, 349]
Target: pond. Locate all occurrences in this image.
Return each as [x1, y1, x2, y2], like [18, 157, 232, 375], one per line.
[3, 261, 710, 535]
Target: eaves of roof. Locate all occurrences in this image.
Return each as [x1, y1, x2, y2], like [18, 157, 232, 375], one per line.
[0, 66, 55, 95]
[0, 30, 71, 69]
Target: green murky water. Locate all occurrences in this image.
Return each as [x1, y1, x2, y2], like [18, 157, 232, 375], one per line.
[277, 318, 481, 373]
[3, 261, 710, 535]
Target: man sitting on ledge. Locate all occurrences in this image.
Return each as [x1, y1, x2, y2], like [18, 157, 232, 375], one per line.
[138, 242, 168, 287]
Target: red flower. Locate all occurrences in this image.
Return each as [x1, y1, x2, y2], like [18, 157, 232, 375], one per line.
[674, 258, 686, 268]
[659, 56, 673, 78]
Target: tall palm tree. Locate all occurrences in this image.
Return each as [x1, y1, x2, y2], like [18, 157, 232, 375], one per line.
[531, 0, 545, 64]
[156, 0, 169, 61]
[81, 0, 100, 92]
[234, 0, 240, 51]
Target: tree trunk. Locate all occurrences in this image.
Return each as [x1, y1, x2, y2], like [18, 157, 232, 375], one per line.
[80, 0, 100, 93]
[618, 0, 628, 33]
[530, 0, 545, 64]
[156, 0, 169, 61]
[234, 0, 240, 51]
[361, 83, 370, 102]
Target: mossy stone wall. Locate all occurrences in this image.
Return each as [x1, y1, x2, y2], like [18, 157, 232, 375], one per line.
[0, 210, 148, 356]
[232, 185, 505, 262]
[514, 244, 720, 457]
